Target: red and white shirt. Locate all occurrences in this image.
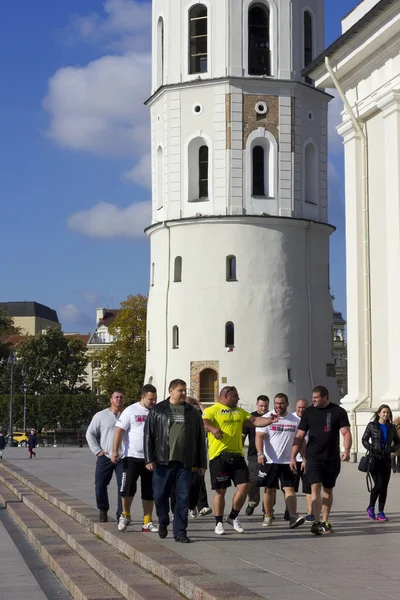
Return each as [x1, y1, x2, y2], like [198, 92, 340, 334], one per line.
[116, 403, 149, 459]
[256, 411, 299, 464]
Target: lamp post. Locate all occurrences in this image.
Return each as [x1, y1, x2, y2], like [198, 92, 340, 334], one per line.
[8, 349, 16, 447]
[22, 367, 27, 433]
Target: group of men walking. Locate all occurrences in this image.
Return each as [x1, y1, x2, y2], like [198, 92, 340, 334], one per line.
[86, 380, 351, 542]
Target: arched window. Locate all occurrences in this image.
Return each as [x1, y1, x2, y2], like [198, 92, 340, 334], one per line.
[172, 326, 179, 349]
[174, 256, 182, 282]
[151, 262, 155, 286]
[248, 4, 270, 76]
[226, 256, 237, 281]
[156, 146, 164, 209]
[304, 143, 319, 204]
[157, 17, 164, 88]
[189, 4, 208, 74]
[199, 146, 209, 198]
[252, 145, 265, 195]
[304, 11, 313, 84]
[225, 322, 235, 347]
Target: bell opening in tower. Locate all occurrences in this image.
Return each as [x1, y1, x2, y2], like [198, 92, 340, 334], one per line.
[248, 4, 270, 76]
[189, 5, 208, 75]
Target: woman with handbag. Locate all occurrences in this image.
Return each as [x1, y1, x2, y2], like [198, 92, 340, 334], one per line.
[362, 404, 400, 521]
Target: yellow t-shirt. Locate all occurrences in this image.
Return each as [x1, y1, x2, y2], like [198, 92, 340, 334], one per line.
[203, 403, 251, 460]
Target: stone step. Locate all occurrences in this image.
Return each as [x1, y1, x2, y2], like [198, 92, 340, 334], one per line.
[0, 460, 264, 600]
[0, 474, 183, 600]
[0, 482, 122, 600]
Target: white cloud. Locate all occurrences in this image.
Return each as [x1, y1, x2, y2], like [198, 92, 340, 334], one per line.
[43, 53, 151, 156]
[123, 153, 151, 187]
[328, 90, 344, 155]
[63, 0, 151, 53]
[67, 201, 151, 239]
[58, 304, 84, 323]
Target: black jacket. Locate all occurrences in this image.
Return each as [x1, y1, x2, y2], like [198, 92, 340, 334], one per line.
[144, 399, 207, 469]
[0, 435, 5, 450]
[362, 421, 400, 457]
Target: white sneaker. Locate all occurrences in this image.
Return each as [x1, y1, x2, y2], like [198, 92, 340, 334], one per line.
[199, 507, 212, 516]
[226, 516, 244, 533]
[142, 521, 159, 533]
[117, 516, 131, 531]
[189, 509, 198, 518]
[214, 522, 225, 535]
[262, 516, 273, 527]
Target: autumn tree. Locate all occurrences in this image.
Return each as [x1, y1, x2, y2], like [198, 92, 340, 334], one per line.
[92, 295, 147, 402]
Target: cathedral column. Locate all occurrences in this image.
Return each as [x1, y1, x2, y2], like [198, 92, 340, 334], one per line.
[378, 91, 400, 405]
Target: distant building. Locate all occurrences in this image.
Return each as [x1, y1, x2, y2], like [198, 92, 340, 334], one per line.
[333, 311, 347, 400]
[0, 301, 59, 335]
[87, 308, 120, 394]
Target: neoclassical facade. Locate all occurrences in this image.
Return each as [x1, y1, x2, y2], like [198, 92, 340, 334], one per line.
[145, 0, 336, 408]
[307, 0, 400, 453]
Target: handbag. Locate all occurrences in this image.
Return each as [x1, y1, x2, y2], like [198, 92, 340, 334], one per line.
[358, 451, 374, 492]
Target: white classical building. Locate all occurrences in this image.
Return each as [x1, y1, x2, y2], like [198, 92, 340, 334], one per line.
[144, 0, 337, 408]
[306, 0, 400, 454]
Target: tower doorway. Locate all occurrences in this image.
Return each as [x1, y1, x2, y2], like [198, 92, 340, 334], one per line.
[199, 368, 218, 404]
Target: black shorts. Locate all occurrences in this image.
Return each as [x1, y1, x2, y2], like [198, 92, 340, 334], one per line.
[305, 457, 341, 489]
[257, 463, 296, 489]
[295, 462, 311, 495]
[209, 454, 249, 490]
[120, 457, 153, 500]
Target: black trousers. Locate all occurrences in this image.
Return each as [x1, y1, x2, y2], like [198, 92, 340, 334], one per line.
[171, 470, 209, 512]
[370, 456, 391, 512]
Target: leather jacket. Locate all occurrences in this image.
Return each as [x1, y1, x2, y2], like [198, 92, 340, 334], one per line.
[144, 399, 207, 469]
[362, 421, 400, 457]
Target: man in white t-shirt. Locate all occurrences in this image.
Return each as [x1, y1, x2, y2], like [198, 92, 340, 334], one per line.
[111, 384, 158, 532]
[255, 393, 305, 530]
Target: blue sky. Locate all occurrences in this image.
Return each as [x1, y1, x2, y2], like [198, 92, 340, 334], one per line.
[1, 0, 357, 333]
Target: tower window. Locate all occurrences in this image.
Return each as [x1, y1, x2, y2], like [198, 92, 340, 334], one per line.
[173, 326, 179, 349]
[304, 143, 319, 204]
[226, 256, 237, 281]
[225, 322, 235, 347]
[156, 146, 164, 209]
[151, 263, 155, 286]
[252, 145, 265, 195]
[147, 331, 150, 352]
[157, 17, 164, 88]
[189, 5, 208, 74]
[248, 4, 270, 76]
[174, 256, 182, 282]
[304, 11, 313, 84]
[199, 145, 209, 198]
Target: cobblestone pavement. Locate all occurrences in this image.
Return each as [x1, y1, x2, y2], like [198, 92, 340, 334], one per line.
[4, 446, 400, 600]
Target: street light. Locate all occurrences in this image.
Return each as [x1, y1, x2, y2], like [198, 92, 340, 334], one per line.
[7, 348, 16, 447]
[21, 367, 27, 433]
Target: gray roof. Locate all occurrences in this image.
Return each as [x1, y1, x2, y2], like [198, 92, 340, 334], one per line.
[0, 302, 59, 323]
[302, 0, 397, 77]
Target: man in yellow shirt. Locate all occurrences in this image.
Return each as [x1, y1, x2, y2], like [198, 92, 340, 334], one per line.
[203, 386, 278, 535]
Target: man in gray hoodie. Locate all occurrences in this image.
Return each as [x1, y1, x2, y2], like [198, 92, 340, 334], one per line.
[86, 390, 125, 522]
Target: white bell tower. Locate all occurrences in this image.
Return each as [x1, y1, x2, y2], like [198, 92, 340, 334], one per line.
[145, 0, 337, 407]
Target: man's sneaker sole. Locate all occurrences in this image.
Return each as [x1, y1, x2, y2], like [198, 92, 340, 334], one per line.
[199, 507, 212, 516]
[289, 515, 305, 529]
[320, 523, 334, 534]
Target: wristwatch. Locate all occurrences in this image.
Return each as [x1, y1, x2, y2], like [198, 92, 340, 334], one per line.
[257, 451, 264, 457]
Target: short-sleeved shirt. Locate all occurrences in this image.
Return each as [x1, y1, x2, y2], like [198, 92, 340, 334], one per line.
[116, 403, 149, 459]
[242, 410, 261, 458]
[298, 403, 350, 461]
[169, 403, 186, 462]
[256, 411, 299, 464]
[203, 403, 251, 461]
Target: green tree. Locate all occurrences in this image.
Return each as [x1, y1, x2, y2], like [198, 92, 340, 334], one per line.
[92, 295, 147, 401]
[16, 327, 89, 395]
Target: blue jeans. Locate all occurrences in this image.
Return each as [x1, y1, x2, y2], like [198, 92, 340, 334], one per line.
[153, 461, 192, 538]
[95, 455, 123, 519]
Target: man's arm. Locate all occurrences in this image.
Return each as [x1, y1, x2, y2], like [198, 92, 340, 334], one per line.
[340, 426, 352, 461]
[245, 414, 279, 428]
[144, 411, 156, 470]
[203, 418, 224, 440]
[255, 431, 266, 464]
[290, 429, 306, 471]
[111, 427, 125, 464]
[85, 414, 104, 456]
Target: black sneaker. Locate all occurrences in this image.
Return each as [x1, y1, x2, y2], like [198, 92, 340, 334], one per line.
[158, 525, 168, 539]
[320, 521, 334, 534]
[310, 521, 322, 536]
[245, 504, 255, 516]
[99, 510, 108, 523]
[289, 514, 305, 529]
[283, 508, 290, 521]
[175, 534, 191, 543]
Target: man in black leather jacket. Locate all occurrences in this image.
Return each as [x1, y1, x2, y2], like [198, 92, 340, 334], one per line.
[144, 379, 206, 543]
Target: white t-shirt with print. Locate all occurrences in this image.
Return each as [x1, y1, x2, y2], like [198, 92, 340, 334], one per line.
[256, 411, 299, 464]
[115, 403, 149, 459]
[292, 411, 309, 463]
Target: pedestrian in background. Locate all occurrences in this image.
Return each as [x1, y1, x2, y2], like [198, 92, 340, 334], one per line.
[28, 429, 37, 458]
[86, 390, 125, 522]
[0, 431, 5, 459]
[391, 417, 400, 473]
